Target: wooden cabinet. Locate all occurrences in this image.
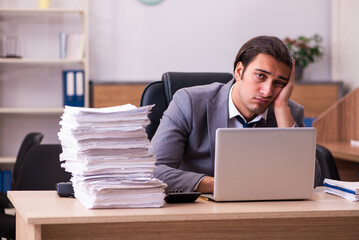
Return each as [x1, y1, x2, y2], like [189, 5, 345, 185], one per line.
[89, 81, 344, 118]
[290, 81, 343, 118]
[90, 82, 149, 108]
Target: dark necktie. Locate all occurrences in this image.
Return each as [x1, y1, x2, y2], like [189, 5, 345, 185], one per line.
[235, 115, 256, 128]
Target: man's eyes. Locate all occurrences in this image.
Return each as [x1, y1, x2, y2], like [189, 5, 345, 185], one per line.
[256, 73, 265, 79]
[274, 81, 287, 87]
[255, 73, 287, 87]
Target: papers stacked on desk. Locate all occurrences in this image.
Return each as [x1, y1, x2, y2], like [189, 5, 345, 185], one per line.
[58, 104, 166, 209]
[323, 178, 359, 201]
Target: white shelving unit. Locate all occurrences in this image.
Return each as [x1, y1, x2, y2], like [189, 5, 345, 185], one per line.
[0, 8, 85, 14]
[0, 0, 89, 165]
[0, 58, 84, 64]
[0, 156, 16, 164]
[0, 107, 64, 115]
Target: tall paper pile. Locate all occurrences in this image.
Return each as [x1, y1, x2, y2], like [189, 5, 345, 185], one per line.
[58, 104, 166, 209]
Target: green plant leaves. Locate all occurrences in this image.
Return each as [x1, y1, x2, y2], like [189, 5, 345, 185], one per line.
[283, 34, 324, 68]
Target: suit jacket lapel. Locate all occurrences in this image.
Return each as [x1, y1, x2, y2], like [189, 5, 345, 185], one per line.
[206, 79, 234, 173]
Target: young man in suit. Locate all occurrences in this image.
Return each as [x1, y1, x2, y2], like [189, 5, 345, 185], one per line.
[149, 36, 321, 193]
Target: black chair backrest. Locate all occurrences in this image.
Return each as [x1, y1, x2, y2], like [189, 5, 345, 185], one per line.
[12, 132, 44, 187]
[162, 72, 234, 105]
[14, 144, 71, 190]
[140, 81, 168, 140]
[140, 72, 233, 140]
[316, 144, 340, 185]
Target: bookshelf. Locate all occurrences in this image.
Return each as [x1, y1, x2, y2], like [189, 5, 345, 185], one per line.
[0, 0, 89, 165]
[0, 8, 85, 14]
[0, 107, 64, 115]
[0, 58, 84, 64]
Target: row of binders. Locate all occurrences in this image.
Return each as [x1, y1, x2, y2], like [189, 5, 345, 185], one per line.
[59, 32, 85, 59]
[58, 104, 166, 209]
[63, 70, 85, 107]
[323, 178, 359, 201]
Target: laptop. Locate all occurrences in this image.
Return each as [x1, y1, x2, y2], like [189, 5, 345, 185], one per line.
[203, 128, 316, 201]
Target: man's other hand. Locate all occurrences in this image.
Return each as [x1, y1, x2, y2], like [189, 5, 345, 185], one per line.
[195, 176, 214, 193]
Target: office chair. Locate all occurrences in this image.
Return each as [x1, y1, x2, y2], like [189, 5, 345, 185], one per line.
[1, 132, 44, 240]
[12, 132, 44, 187]
[14, 144, 71, 190]
[316, 144, 340, 185]
[0, 192, 15, 240]
[140, 72, 234, 140]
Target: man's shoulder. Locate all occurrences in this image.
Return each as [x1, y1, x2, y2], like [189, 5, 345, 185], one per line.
[288, 99, 304, 111]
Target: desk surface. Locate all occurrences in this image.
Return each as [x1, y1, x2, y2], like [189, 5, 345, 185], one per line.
[8, 188, 359, 224]
[318, 141, 359, 163]
[8, 188, 359, 240]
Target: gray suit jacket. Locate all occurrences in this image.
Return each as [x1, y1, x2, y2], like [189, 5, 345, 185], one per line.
[150, 79, 321, 192]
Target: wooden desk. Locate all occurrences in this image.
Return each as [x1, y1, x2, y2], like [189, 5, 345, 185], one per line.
[318, 141, 359, 163]
[318, 141, 359, 181]
[8, 188, 359, 240]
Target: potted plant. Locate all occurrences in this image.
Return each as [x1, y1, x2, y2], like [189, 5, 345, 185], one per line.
[283, 34, 324, 80]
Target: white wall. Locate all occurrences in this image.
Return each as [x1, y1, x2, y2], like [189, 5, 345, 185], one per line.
[89, 0, 332, 82]
[332, 0, 359, 90]
[0, 0, 333, 155]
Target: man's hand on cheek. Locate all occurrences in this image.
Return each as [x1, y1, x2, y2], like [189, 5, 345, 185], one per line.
[273, 60, 296, 128]
[273, 60, 295, 110]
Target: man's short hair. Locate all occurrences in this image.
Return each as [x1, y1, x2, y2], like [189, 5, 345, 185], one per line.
[233, 36, 293, 73]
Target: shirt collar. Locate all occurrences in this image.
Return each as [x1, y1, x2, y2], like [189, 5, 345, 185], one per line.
[228, 83, 268, 124]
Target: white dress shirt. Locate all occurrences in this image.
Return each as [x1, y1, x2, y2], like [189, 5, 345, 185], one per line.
[228, 83, 267, 128]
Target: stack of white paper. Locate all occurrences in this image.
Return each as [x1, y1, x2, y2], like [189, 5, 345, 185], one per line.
[58, 104, 166, 209]
[323, 178, 359, 201]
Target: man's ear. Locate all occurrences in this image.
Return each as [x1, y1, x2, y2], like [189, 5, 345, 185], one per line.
[234, 62, 244, 81]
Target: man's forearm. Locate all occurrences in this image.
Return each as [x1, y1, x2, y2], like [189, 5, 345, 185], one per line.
[153, 164, 206, 193]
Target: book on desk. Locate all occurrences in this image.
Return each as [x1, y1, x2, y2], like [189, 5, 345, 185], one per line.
[323, 178, 359, 201]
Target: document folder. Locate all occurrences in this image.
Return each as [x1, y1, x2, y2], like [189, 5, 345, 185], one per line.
[75, 70, 85, 107]
[63, 70, 85, 107]
[63, 70, 76, 106]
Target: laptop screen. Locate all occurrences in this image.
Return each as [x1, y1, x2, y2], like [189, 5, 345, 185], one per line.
[212, 128, 316, 201]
